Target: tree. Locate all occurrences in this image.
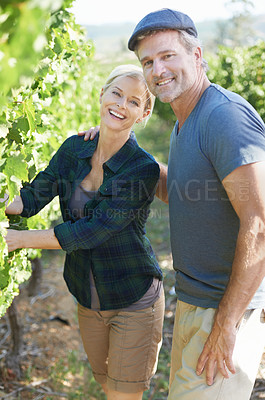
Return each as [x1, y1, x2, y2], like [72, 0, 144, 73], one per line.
[214, 0, 256, 47]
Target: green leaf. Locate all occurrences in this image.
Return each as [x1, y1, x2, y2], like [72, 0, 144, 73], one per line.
[23, 98, 36, 132]
[4, 153, 28, 182]
[53, 34, 64, 55]
[0, 124, 9, 138]
[8, 214, 28, 231]
[16, 116, 30, 133]
[3, 153, 28, 199]
[0, 265, 10, 290]
[8, 126, 23, 143]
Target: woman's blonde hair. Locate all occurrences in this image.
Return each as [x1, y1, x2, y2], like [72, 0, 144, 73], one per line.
[102, 64, 155, 124]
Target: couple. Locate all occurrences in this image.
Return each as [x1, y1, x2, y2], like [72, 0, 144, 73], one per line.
[5, 8, 265, 400]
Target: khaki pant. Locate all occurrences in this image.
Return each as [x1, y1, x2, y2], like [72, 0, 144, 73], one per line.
[168, 300, 265, 400]
[78, 293, 165, 393]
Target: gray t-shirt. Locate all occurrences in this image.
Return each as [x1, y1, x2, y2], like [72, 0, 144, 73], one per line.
[168, 83, 265, 309]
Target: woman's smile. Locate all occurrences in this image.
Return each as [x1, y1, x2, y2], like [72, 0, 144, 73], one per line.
[109, 109, 126, 120]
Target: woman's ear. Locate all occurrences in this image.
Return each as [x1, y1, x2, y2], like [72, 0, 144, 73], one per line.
[136, 109, 151, 123]
[99, 88, 104, 103]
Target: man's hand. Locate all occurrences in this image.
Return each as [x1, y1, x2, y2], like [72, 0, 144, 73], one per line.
[78, 126, 100, 141]
[196, 319, 236, 385]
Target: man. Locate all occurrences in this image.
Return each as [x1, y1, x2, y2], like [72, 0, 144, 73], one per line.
[127, 8, 265, 400]
[80, 8, 265, 399]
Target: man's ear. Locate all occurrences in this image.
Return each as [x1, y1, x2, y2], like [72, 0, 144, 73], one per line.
[194, 46, 202, 66]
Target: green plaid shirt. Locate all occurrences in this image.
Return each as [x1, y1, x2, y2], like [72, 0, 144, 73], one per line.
[21, 134, 162, 310]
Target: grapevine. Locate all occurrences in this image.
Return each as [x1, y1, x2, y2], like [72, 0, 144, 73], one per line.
[0, 0, 102, 316]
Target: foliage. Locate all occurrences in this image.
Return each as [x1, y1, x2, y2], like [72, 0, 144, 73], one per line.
[0, 0, 101, 317]
[152, 101, 176, 133]
[207, 40, 265, 121]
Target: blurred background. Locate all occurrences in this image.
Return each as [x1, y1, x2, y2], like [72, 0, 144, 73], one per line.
[72, 0, 265, 55]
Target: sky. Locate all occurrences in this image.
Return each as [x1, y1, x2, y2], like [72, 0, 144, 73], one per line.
[71, 0, 265, 26]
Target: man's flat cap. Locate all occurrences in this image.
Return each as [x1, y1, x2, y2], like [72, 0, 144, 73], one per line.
[128, 8, 198, 51]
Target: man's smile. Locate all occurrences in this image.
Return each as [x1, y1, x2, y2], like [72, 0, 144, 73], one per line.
[156, 78, 175, 87]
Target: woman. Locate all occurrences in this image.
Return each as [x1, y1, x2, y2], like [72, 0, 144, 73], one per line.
[5, 65, 164, 400]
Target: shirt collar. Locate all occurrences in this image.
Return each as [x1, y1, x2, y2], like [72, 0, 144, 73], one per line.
[77, 132, 138, 173]
[77, 134, 99, 159]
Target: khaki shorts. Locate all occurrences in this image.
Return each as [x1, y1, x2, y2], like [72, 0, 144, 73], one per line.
[168, 300, 265, 400]
[77, 292, 165, 393]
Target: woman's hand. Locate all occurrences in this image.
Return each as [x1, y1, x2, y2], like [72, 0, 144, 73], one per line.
[78, 126, 100, 141]
[5, 228, 61, 252]
[5, 229, 22, 252]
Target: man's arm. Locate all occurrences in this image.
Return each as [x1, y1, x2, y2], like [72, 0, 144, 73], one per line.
[196, 160, 265, 385]
[156, 162, 168, 203]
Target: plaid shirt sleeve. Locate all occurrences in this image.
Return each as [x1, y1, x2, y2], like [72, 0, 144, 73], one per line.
[54, 161, 160, 254]
[20, 166, 58, 217]
[20, 140, 69, 217]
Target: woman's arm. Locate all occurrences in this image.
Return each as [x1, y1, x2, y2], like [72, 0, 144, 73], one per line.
[54, 161, 160, 254]
[3, 193, 61, 252]
[5, 229, 61, 252]
[5, 195, 24, 215]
